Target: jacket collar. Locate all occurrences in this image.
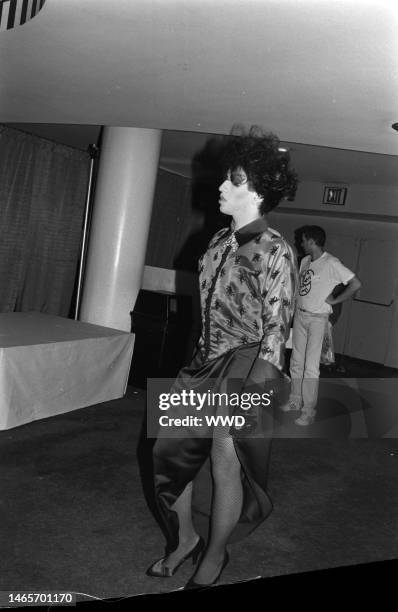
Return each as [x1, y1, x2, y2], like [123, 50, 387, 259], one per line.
[233, 217, 279, 247]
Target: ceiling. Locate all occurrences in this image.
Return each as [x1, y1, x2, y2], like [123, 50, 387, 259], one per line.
[2, 0, 398, 186]
[1, 0, 397, 153]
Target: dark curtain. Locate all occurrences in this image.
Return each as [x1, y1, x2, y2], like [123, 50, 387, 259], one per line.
[0, 126, 90, 316]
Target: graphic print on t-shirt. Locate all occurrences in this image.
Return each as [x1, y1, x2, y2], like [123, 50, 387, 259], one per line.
[299, 268, 314, 296]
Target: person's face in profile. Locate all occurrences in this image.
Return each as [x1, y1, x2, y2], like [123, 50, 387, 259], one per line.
[218, 167, 261, 217]
[301, 234, 312, 255]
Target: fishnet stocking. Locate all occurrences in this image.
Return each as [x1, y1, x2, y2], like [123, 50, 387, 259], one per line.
[153, 436, 243, 582]
[193, 435, 243, 584]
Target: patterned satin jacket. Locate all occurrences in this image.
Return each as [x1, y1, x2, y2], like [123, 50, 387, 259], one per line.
[197, 217, 298, 372]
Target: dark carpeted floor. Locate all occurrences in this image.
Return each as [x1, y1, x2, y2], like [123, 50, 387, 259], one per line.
[1, 375, 398, 601]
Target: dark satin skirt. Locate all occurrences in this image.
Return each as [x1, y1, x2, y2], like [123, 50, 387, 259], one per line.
[152, 343, 275, 551]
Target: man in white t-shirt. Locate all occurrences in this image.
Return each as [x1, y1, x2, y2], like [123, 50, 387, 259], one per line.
[281, 225, 361, 426]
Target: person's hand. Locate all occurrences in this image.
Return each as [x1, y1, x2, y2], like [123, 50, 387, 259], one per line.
[229, 359, 284, 438]
[325, 293, 336, 305]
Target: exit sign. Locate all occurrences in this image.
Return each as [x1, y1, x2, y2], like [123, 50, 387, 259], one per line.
[323, 186, 347, 205]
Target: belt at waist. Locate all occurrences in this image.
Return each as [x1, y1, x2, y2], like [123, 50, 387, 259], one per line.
[298, 307, 329, 318]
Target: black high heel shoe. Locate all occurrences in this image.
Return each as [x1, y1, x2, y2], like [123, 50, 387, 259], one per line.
[146, 536, 205, 578]
[183, 551, 229, 590]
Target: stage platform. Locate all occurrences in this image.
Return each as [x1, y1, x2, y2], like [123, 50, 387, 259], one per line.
[0, 312, 134, 430]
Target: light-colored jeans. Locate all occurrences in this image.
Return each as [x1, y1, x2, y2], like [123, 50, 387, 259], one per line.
[289, 309, 328, 416]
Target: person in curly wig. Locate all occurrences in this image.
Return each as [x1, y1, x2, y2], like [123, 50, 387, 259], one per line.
[147, 127, 298, 589]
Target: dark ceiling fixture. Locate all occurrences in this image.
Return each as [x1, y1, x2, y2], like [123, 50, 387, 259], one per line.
[0, 0, 46, 31]
[392, 123, 398, 132]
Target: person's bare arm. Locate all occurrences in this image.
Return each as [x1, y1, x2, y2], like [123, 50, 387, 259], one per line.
[326, 276, 361, 305]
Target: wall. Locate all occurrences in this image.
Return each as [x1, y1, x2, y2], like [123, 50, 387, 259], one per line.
[283, 181, 398, 218]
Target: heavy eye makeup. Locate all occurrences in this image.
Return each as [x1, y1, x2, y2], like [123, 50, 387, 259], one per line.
[228, 168, 248, 187]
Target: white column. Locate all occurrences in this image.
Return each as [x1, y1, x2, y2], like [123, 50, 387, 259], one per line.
[79, 127, 162, 331]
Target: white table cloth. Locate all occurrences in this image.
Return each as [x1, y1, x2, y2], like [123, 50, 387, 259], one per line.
[0, 312, 134, 430]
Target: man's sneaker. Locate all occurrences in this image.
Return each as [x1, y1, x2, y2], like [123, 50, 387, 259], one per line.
[295, 413, 316, 426]
[280, 400, 301, 413]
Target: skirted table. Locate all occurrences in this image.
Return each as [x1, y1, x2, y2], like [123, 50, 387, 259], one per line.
[0, 312, 134, 430]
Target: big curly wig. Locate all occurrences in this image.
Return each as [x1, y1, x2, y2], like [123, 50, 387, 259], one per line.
[221, 125, 298, 214]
